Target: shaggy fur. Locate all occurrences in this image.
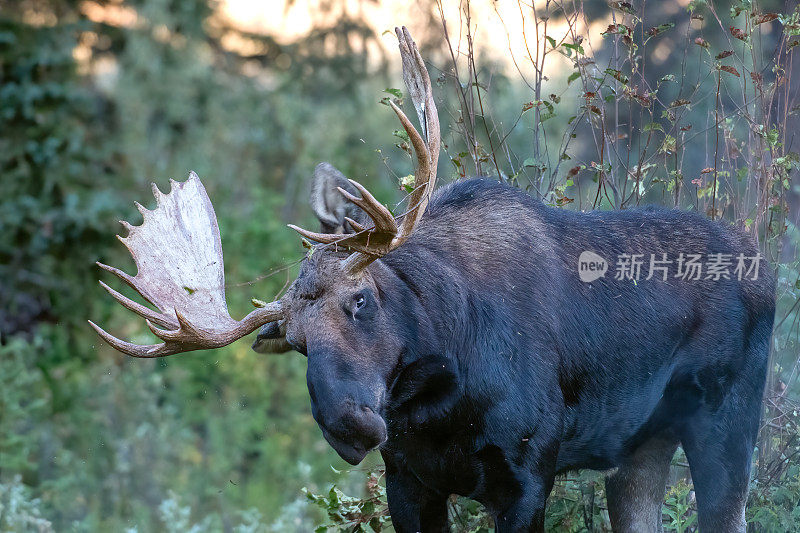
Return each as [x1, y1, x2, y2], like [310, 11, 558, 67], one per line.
[258, 177, 775, 532]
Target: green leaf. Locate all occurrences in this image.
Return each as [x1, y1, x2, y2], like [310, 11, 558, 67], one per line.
[399, 174, 415, 193]
[251, 298, 267, 308]
[562, 42, 585, 55]
[602, 23, 632, 37]
[567, 72, 581, 85]
[328, 486, 339, 507]
[604, 68, 629, 84]
[647, 23, 675, 37]
[644, 122, 664, 132]
[384, 88, 403, 98]
[737, 166, 748, 181]
[545, 35, 557, 49]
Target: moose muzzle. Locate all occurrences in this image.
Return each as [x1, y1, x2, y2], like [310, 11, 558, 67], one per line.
[306, 357, 388, 465]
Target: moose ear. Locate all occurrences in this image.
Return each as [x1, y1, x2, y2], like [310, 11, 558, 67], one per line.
[309, 162, 367, 234]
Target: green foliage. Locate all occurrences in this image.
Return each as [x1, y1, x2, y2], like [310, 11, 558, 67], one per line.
[663, 481, 697, 533]
[0, 17, 123, 341]
[302, 471, 390, 532]
[0, 476, 54, 532]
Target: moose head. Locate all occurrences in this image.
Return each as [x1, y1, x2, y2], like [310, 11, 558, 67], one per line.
[89, 27, 440, 465]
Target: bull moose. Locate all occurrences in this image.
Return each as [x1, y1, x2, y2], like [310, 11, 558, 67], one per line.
[90, 27, 775, 532]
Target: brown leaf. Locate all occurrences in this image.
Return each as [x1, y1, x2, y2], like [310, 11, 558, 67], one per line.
[694, 37, 710, 48]
[753, 13, 778, 25]
[750, 72, 763, 84]
[603, 23, 632, 37]
[556, 196, 575, 206]
[680, 124, 693, 131]
[628, 89, 652, 107]
[720, 65, 740, 77]
[715, 50, 734, 60]
[609, 1, 635, 15]
[701, 167, 714, 174]
[730, 26, 748, 42]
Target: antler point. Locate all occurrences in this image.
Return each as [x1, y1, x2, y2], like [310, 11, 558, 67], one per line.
[118, 220, 134, 235]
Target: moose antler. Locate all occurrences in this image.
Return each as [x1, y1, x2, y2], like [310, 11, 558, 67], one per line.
[89, 172, 284, 358]
[289, 26, 440, 274]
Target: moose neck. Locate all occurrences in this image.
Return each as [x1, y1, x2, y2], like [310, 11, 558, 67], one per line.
[376, 242, 505, 374]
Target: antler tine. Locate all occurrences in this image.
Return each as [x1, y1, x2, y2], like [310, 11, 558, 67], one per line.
[98, 280, 177, 330]
[394, 26, 440, 244]
[339, 181, 398, 232]
[344, 217, 366, 233]
[288, 180, 398, 255]
[89, 319, 177, 358]
[287, 225, 350, 245]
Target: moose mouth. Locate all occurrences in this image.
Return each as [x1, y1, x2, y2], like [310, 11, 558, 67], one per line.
[319, 418, 387, 465]
[324, 431, 370, 465]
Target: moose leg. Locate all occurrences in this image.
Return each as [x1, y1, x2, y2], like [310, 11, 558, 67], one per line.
[605, 435, 679, 533]
[680, 411, 756, 532]
[679, 386, 761, 532]
[494, 488, 549, 533]
[493, 468, 555, 533]
[383, 452, 448, 533]
[679, 316, 769, 533]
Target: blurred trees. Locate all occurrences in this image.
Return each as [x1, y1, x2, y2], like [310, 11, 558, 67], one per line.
[1, 0, 399, 530]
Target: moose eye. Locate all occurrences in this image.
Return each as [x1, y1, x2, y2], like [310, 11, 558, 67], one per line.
[354, 294, 366, 309]
[347, 290, 374, 319]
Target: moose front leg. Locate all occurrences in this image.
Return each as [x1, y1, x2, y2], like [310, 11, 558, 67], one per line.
[477, 438, 559, 533]
[493, 473, 554, 533]
[383, 452, 448, 533]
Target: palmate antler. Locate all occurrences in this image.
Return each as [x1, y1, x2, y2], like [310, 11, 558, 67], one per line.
[289, 26, 440, 275]
[91, 27, 437, 358]
[88, 173, 283, 358]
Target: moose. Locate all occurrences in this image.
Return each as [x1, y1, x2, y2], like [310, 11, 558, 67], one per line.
[91, 27, 775, 532]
